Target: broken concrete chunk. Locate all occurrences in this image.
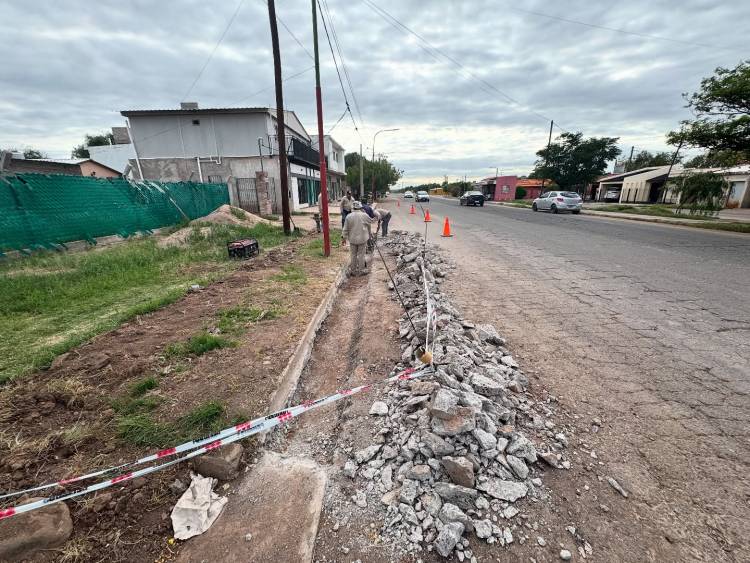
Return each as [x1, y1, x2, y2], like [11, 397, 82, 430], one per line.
[193, 443, 243, 481]
[343, 460, 357, 478]
[421, 431, 455, 456]
[474, 518, 493, 539]
[607, 476, 629, 498]
[506, 455, 529, 480]
[476, 324, 505, 345]
[369, 401, 389, 416]
[406, 464, 432, 482]
[472, 427, 497, 451]
[506, 434, 537, 463]
[476, 478, 528, 502]
[441, 456, 475, 488]
[438, 502, 473, 531]
[399, 479, 419, 504]
[430, 388, 459, 419]
[354, 445, 381, 464]
[470, 373, 503, 397]
[434, 482, 478, 510]
[431, 407, 476, 436]
[434, 521, 465, 557]
[500, 355, 518, 368]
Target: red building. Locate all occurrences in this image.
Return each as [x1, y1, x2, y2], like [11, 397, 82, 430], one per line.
[487, 176, 549, 200]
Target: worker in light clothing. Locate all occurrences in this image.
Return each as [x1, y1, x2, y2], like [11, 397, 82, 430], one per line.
[342, 201, 373, 276]
[375, 207, 392, 236]
[340, 190, 353, 227]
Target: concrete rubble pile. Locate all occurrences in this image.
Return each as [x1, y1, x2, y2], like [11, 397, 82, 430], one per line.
[344, 231, 570, 560]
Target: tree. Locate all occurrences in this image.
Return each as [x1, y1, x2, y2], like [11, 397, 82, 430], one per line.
[624, 150, 675, 171]
[670, 171, 728, 215]
[344, 152, 402, 199]
[531, 132, 621, 191]
[23, 148, 46, 159]
[683, 149, 748, 168]
[71, 132, 115, 158]
[668, 60, 750, 162]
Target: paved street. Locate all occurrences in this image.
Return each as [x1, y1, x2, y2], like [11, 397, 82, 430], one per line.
[390, 196, 750, 561]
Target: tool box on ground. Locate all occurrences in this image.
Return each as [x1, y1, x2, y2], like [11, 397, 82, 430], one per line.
[227, 238, 259, 259]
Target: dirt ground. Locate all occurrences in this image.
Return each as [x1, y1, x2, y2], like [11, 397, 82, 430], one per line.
[0, 232, 347, 563]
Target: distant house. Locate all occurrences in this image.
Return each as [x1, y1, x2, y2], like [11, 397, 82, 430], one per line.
[311, 135, 346, 202]
[515, 178, 546, 200]
[476, 175, 551, 201]
[120, 103, 322, 213]
[671, 165, 750, 209]
[0, 151, 121, 177]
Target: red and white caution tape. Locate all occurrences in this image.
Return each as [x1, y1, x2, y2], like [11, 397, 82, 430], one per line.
[0, 365, 433, 520]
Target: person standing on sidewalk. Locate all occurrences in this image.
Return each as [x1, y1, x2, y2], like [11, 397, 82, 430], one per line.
[342, 201, 372, 276]
[340, 190, 353, 227]
[375, 207, 392, 236]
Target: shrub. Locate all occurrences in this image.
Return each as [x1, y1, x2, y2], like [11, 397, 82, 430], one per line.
[515, 187, 527, 199]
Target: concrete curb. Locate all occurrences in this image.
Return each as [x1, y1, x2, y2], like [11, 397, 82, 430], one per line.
[262, 265, 347, 441]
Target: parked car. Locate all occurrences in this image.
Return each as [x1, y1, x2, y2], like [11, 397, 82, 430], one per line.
[532, 191, 582, 214]
[403, 190, 414, 199]
[416, 190, 430, 202]
[460, 191, 485, 207]
[604, 189, 621, 202]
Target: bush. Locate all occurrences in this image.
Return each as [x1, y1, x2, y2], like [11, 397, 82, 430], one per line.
[671, 172, 728, 215]
[515, 187, 527, 199]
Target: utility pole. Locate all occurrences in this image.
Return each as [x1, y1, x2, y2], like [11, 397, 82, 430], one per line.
[539, 120, 554, 194]
[267, 0, 291, 235]
[627, 145, 635, 169]
[371, 128, 399, 203]
[359, 144, 363, 199]
[662, 137, 683, 203]
[311, 0, 330, 256]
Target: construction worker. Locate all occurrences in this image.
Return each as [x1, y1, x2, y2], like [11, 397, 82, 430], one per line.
[340, 190, 353, 227]
[375, 207, 392, 236]
[342, 201, 372, 276]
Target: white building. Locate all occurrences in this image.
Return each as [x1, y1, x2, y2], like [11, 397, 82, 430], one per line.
[311, 135, 347, 202]
[120, 103, 323, 212]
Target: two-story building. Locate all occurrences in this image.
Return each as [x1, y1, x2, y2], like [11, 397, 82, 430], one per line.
[311, 135, 346, 203]
[120, 103, 323, 213]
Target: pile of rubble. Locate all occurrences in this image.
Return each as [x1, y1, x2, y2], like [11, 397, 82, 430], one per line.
[343, 231, 570, 559]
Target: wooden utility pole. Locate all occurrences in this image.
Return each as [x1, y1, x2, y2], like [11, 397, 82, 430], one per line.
[539, 120, 554, 194]
[311, 0, 330, 256]
[627, 145, 635, 169]
[267, 0, 292, 235]
[359, 144, 363, 199]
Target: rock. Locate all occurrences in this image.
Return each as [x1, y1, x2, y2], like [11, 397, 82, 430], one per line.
[503, 527, 514, 545]
[476, 479, 528, 502]
[421, 432, 455, 456]
[400, 479, 419, 504]
[355, 445, 381, 464]
[476, 324, 504, 345]
[470, 374, 503, 397]
[381, 445, 398, 460]
[369, 401, 389, 416]
[193, 443, 243, 481]
[441, 456, 475, 488]
[430, 389, 459, 419]
[472, 428, 497, 451]
[537, 536, 547, 546]
[381, 465, 393, 489]
[353, 491, 367, 508]
[503, 506, 519, 519]
[507, 380, 524, 393]
[434, 522, 465, 557]
[500, 355, 518, 368]
[88, 352, 111, 370]
[474, 519, 493, 539]
[0, 497, 73, 560]
[506, 435, 537, 463]
[399, 503, 420, 525]
[407, 464, 431, 482]
[92, 492, 113, 512]
[539, 451, 560, 468]
[431, 407, 476, 436]
[434, 482, 478, 510]
[438, 503, 472, 531]
[560, 549, 572, 560]
[343, 460, 357, 478]
[506, 455, 529, 479]
[245, 533, 253, 542]
[607, 476, 629, 498]
[421, 491, 443, 516]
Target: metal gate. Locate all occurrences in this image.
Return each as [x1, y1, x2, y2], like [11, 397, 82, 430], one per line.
[236, 178, 259, 213]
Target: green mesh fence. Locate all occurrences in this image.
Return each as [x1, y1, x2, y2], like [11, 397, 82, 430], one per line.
[0, 174, 229, 252]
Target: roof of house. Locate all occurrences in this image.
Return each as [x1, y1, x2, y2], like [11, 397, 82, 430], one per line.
[120, 107, 269, 117]
[597, 167, 664, 184]
[516, 178, 547, 187]
[31, 158, 87, 165]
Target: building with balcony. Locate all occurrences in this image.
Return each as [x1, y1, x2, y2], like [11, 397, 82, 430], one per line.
[312, 135, 347, 203]
[120, 104, 322, 212]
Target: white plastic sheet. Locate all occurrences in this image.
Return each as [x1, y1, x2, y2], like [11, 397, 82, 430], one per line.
[171, 472, 228, 540]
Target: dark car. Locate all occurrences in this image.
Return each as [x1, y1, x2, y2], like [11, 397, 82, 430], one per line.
[460, 191, 485, 207]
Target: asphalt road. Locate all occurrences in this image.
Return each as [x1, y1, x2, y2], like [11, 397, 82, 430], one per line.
[390, 196, 750, 561]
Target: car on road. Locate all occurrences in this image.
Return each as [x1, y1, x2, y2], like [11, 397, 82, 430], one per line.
[532, 191, 582, 214]
[604, 189, 621, 202]
[403, 190, 414, 199]
[459, 191, 485, 207]
[416, 190, 430, 202]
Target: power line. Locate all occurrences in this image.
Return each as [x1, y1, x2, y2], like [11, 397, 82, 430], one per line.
[327, 107, 348, 134]
[320, 0, 366, 129]
[508, 6, 736, 52]
[276, 13, 314, 60]
[182, 0, 246, 101]
[363, 0, 564, 130]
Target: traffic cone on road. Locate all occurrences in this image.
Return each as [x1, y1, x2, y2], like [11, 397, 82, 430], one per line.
[409, 205, 415, 215]
[424, 209, 432, 222]
[441, 216, 453, 237]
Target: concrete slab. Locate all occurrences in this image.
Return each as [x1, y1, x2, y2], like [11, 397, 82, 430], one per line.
[176, 452, 326, 563]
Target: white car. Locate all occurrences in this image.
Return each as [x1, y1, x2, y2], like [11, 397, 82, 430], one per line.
[532, 191, 582, 214]
[403, 190, 415, 199]
[416, 190, 430, 202]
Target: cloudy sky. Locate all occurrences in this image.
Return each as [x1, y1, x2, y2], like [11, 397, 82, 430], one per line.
[0, 0, 747, 185]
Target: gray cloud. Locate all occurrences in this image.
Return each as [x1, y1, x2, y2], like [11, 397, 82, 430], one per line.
[0, 0, 747, 184]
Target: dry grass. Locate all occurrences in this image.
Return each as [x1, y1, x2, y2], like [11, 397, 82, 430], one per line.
[45, 377, 90, 407]
[56, 537, 94, 563]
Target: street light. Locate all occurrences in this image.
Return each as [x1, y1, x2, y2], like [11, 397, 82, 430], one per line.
[371, 128, 399, 202]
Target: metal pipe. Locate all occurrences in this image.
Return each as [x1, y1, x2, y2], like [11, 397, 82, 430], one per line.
[125, 118, 144, 181]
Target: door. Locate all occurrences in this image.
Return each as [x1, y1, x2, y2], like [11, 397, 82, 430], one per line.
[538, 192, 551, 209]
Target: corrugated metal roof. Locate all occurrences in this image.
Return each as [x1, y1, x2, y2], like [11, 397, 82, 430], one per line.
[121, 107, 269, 117]
[31, 158, 87, 165]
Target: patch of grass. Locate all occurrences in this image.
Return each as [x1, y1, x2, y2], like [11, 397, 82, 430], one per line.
[595, 204, 710, 220]
[261, 214, 279, 221]
[165, 332, 234, 358]
[229, 207, 247, 220]
[116, 414, 175, 447]
[0, 221, 296, 383]
[176, 401, 225, 439]
[45, 377, 89, 407]
[300, 231, 343, 257]
[112, 395, 161, 416]
[689, 221, 750, 233]
[130, 376, 158, 397]
[217, 305, 281, 334]
[272, 264, 307, 285]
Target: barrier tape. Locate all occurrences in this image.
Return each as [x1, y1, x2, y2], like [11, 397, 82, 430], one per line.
[0, 365, 434, 520]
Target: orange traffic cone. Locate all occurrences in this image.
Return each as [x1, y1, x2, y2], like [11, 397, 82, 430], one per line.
[409, 205, 416, 215]
[441, 217, 453, 237]
[424, 209, 432, 222]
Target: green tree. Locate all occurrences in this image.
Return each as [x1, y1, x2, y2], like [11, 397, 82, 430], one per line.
[668, 60, 750, 161]
[684, 149, 748, 168]
[531, 132, 621, 191]
[23, 148, 46, 159]
[670, 171, 728, 215]
[345, 152, 402, 200]
[624, 150, 675, 171]
[72, 132, 115, 158]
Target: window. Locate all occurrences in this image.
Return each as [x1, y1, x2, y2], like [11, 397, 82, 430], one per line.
[192, 119, 200, 126]
[540, 192, 550, 198]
